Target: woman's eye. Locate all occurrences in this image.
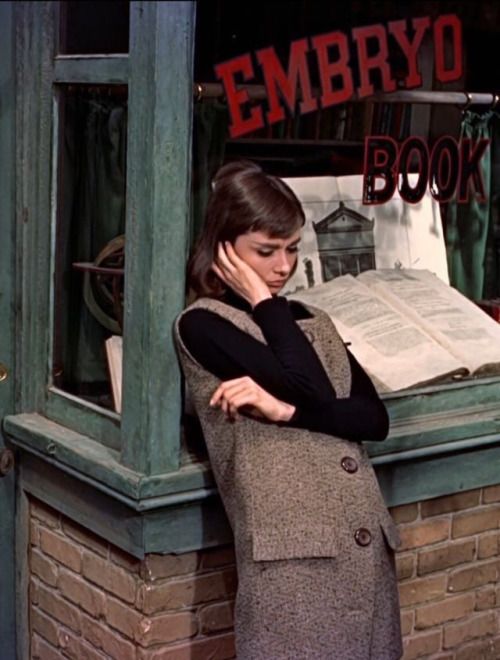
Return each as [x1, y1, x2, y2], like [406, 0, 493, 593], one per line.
[287, 246, 299, 253]
[257, 250, 274, 257]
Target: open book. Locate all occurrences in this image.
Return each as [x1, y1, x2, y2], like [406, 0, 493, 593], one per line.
[288, 269, 500, 392]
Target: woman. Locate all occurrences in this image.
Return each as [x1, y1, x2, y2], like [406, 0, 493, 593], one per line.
[175, 160, 402, 660]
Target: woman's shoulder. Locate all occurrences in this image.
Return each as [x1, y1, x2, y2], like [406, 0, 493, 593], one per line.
[175, 297, 245, 343]
[175, 298, 259, 368]
[174, 301, 231, 362]
[177, 297, 237, 323]
[176, 298, 222, 330]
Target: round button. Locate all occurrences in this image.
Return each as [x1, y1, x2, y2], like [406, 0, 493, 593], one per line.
[341, 456, 358, 473]
[354, 528, 372, 547]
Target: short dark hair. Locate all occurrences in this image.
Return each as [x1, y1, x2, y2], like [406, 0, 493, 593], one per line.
[188, 160, 305, 298]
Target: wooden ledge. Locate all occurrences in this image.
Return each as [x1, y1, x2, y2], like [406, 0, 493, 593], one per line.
[4, 413, 215, 506]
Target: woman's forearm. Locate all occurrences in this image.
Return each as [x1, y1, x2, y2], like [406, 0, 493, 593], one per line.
[287, 397, 389, 442]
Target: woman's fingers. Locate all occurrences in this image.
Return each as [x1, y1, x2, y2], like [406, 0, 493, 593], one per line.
[217, 242, 237, 273]
[212, 244, 242, 291]
[212, 242, 272, 308]
[211, 262, 229, 285]
[210, 376, 294, 423]
[220, 391, 256, 421]
[210, 377, 252, 405]
[217, 242, 256, 281]
[224, 241, 246, 268]
[210, 378, 259, 421]
[218, 380, 253, 400]
[220, 397, 230, 416]
[211, 250, 229, 280]
[225, 391, 256, 409]
[211, 385, 252, 411]
[211, 245, 230, 276]
[210, 376, 291, 422]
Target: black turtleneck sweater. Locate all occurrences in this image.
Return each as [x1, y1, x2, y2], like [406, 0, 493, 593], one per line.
[178, 291, 389, 442]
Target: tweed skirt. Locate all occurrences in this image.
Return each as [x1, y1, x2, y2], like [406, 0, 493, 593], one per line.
[234, 525, 402, 660]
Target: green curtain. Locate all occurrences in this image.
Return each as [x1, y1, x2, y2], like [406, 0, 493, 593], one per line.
[58, 92, 127, 391]
[446, 110, 497, 300]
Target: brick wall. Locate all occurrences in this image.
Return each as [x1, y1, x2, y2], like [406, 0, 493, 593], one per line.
[28, 486, 500, 660]
[394, 485, 500, 659]
[29, 499, 237, 659]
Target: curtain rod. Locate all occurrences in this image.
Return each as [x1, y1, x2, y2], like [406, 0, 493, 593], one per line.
[193, 84, 500, 108]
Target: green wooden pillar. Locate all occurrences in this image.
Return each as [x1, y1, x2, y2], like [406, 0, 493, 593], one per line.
[121, 2, 196, 474]
[0, 2, 18, 657]
[15, 1, 56, 415]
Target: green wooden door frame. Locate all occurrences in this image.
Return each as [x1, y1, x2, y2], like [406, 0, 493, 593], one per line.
[0, 2, 18, 657]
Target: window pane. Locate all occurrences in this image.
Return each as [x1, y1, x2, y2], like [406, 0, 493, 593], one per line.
[59, 1, 130, 55]
[192, 1, 500, 395]
[53, 84, 127, 410]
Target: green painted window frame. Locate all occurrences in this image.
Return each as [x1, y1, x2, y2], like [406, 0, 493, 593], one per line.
[13, 1, 195, 474]
[0, 2, 19, 655]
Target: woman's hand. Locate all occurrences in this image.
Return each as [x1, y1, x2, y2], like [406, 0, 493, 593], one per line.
[210, 376, 296, 423]
[212, 242, 271, 308]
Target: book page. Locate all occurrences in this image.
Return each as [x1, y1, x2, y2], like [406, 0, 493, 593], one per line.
[281, 174, 449, 296]
[105, 335, 123, 413]
[288, 275, 466, 392]
[358, 269, 500, 376]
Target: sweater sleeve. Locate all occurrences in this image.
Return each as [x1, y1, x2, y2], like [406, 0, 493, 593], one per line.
[178, 298, 388, 442]
[285, 351, 389, 442]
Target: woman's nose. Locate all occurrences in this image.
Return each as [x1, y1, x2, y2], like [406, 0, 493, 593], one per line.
[274, 251, 292, 274]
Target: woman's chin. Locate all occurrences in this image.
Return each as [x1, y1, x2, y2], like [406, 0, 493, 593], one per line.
[268, 283, 286, 295]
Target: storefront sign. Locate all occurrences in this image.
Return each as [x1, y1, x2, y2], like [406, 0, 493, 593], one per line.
[363, 136, 490, 204]
[215, 15, 463, 139]
[214, 14, 489, 204]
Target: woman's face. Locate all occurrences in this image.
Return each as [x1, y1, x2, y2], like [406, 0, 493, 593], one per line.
[233, 228, 302, 293]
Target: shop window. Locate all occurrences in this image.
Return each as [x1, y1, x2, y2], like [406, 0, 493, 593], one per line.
[192, 0, 500, 396]
[52, 84, 127, 411]
[59, 1, 130, 55]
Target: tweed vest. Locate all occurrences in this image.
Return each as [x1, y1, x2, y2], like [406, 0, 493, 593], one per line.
[174, 297, 400, 562]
